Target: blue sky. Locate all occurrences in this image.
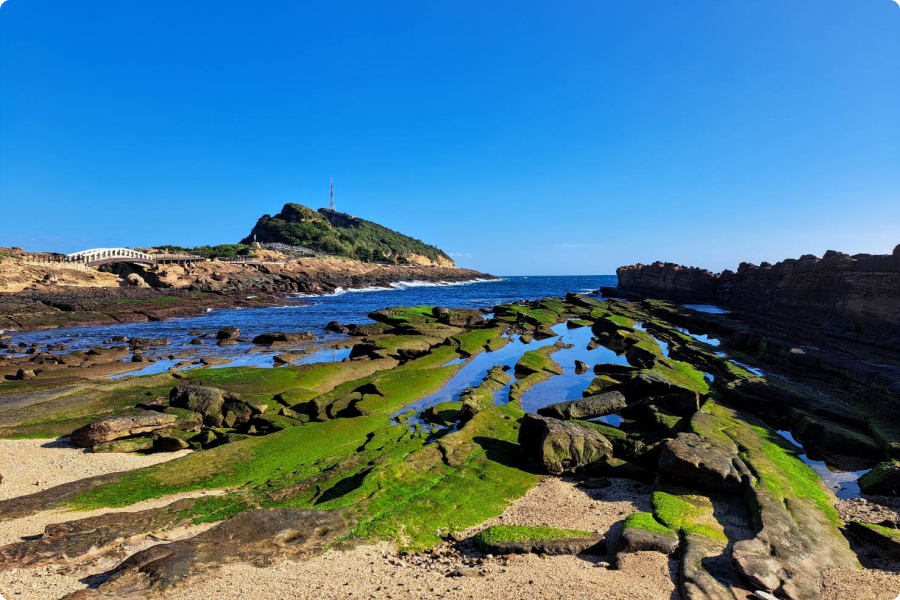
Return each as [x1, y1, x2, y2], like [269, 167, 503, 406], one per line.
[1, 0, 898, 275]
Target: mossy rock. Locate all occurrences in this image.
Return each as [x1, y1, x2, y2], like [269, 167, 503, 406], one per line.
[92, 437, 156, 454]
[618, 512, 679, 555]
[421, 401, 462, 426]
[473, 525, 603, 555]
[859, 461, 900, 496]
[277, 388, 319, 407]
[847, 522, 900, 558]
[566, 319, 593, 329]
[583, 375, 621, 396]
[651, 490, 726, 542]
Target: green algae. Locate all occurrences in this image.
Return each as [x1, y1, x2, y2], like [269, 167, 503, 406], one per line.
[651, 491, 726, 542]
[475, 525, 592, 546]
[623, 512, 677, 537]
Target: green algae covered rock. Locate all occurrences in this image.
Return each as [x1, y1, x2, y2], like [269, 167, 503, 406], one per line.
[474, 525, 603, 555]
[517, 413, 612, 474]
[92, 437, 156, 454]
[847, 521, 900, 558]
[859, 461, 900, 496]
[537, 391, 626, 420]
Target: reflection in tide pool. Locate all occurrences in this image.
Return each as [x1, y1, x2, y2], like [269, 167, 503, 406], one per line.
[293, 347, 352, 365]
[109, 359, 181, 379]
[684, 304, 730, 314]
[677, 327, 721, 347]
[392, 331, 560, 424]
[730, 360, 765, 377]
[776, 430, 869, 499]
[520, 323, 629, 414]
[593, 414, 623, 427]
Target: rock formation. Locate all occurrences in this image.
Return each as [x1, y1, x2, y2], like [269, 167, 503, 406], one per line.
[616, 245, 900, 336]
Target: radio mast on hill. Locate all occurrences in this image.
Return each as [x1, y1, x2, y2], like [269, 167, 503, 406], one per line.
[329, 178, 335, 211]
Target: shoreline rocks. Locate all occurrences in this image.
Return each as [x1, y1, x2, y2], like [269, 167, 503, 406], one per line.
[615, 245, 900, 338]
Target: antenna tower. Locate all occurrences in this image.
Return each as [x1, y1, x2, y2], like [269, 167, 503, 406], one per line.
[329, 177, 335, 211]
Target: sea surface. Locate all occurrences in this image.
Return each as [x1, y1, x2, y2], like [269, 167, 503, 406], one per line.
[8, 276, 617, 358]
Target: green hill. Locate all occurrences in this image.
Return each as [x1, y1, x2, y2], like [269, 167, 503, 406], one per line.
[241, 204, 454, 266]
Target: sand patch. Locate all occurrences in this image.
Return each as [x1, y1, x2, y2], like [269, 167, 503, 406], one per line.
[166, 477, 676, 600]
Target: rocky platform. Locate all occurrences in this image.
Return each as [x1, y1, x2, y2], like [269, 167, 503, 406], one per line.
[0, 293, 898, 599]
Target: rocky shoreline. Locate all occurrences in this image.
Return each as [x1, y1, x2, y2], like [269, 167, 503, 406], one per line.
[614, 245, 900, 346]
[1, 290, 899, 599]
[0, 255, 494, 331]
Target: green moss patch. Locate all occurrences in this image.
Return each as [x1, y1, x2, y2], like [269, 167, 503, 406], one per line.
[623, 512, 676, 537]
[475, 525, 592, 546]
[651, 491, 726, 541]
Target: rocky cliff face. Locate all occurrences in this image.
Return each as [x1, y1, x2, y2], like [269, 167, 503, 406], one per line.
[617, 245, 900, 336]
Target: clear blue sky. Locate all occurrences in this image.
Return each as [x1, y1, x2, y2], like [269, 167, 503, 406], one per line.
[1, 0, 898, 275]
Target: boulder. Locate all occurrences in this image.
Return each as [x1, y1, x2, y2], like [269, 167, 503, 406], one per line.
[129, 338, 170, 349]
[618, 526, 679, 555]
[154, 435, 191, 452]
[517, 413, 613, 475]
[574, 360, 589, 374]
[92, 437, 156, 453]
[168, 386, 242, 427]
[650, 390, 701, 416]
[625, 344, 658, 368]
[70, 412, 177, 447]
[251, 331, 316, 345]
[620, 371, 695, 400]
[14, 368, 36, 380]
[125, 273, 149, 287]
[658, 433, 745, 493]
[325, 321, 350, 334]
[538, 391, 627, 420]
[52, 509, 347, 599]
[216, 327, 241, 340]
[847, 521, 900, 559]
[858, 461, 900, 496]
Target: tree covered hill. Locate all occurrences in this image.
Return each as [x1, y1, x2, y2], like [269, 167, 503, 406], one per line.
[241, 203, 454, 266]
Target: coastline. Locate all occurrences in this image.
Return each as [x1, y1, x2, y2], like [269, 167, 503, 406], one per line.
[0, 258, 496, 332]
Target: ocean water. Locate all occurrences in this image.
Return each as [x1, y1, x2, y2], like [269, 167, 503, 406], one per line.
[8, 275, 617, 361]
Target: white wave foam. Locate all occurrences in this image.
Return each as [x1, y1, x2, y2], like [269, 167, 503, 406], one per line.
[390, 278, 500, 289]
[289, 278, 500, 298]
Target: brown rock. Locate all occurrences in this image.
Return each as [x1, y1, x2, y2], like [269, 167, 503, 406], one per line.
[70, 412, 177, 447]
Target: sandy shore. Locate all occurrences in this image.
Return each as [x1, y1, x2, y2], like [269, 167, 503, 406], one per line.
[2, 441, 900, 600]
[167, 477, 679, 600]
[0, 438, 191, 503]
[0, 438, 197, 600]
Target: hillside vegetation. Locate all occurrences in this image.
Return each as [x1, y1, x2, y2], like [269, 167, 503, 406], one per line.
[241, 203, 454, 266]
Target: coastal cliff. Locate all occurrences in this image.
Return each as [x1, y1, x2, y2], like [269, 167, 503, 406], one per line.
[616, 245, 900, 335]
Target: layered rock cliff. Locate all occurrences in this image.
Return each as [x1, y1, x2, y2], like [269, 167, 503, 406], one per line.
[616, 245, 900, 336]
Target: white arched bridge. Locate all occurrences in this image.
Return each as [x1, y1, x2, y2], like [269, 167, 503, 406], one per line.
[64, 248, 209, 267]
[66, 248, 156, 267]
[61, 248, 278, 267]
